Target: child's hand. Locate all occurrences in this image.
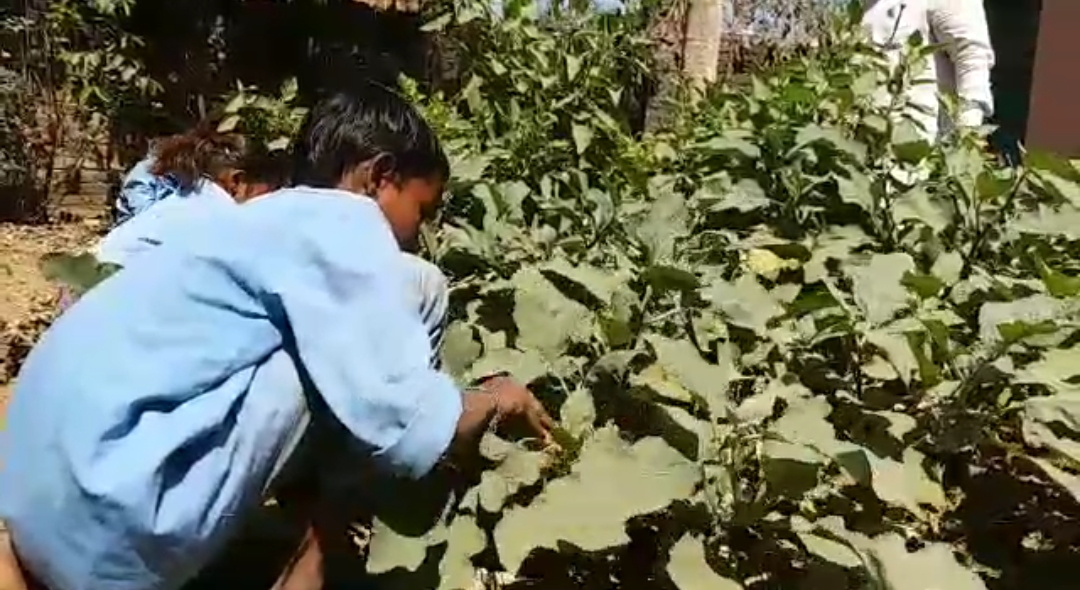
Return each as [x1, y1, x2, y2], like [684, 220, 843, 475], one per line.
[482, 376, 556, 446]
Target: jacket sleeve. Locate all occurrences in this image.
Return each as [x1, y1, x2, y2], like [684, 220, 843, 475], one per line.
[928, 0, 996, 127]
[261, 209, 463, 480]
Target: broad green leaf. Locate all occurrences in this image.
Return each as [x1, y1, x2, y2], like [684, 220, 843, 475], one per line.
[891, 120, 932, 163]
[541, 258, 630, 305]
[864, 448, 947, 514]
[644, 334, 734, 416]
[1028, 151, 1080, 206]
[572, 123, 594, 155]
[636, 177, 689, 262]
[512, 267, 594, 359]
[892, 186, 953, 232]
[494, 427, 699, 572]
[437, 516, 487, 590]
[1037, 260, 1080, 298]
[977, 295, 1062, 344]
[667, 534, 743, 590]
[835, 169, 873, 210]
[767, 398, 867, 488]
[848, 253, 916, 325]
[365, 472, 460, 576]
[697, 134, 761, 159]
[1022, 383, 1080, 463]
[559, 386, 596, 438]
[804, 520, 986, 590]
[695, 175, 772, 213]
[642, 264, 700, 293]
[804, 225, 872, 283]
[1012, 205, 1080, 239]
[862, 534, 987, 590]
[477, 435, 548, 512]
[791, 516, 864, 568]
[451, 153, 491, 183]
[866, 330, 920, 384]
[794, 124, 866, 160]
[631, 362, 696, 404]
[468, 347, 548, 385]
[706, 274, 785, 333]
[367, 516, 432, 575]
[735, 378, 811, 422]
[931, 251, 964, 286]
[441, 322, 481, 378]
[770, 397, 858, 459]
[1016, 348, 1080, 395]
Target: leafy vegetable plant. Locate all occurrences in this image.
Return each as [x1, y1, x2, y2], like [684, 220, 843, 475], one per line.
[364, 2, 1080, 589]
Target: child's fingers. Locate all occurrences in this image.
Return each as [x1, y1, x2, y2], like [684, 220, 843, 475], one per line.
[526, 410, 553, 444]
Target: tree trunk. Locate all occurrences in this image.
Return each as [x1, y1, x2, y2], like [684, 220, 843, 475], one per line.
[643, 0, 687, 133]
[681, 0, 724, 96]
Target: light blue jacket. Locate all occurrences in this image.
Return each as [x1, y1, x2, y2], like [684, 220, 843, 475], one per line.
[0, 188, 463, 590]
[97, 176, 235, 266]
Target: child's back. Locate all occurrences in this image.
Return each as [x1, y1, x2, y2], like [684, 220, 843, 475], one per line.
[1, 188, 461, 590]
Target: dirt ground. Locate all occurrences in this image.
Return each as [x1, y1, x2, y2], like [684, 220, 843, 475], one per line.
[1, 198, 106, 424]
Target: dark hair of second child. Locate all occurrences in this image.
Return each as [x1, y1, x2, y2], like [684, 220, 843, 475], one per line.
[291, 83, 450, 189]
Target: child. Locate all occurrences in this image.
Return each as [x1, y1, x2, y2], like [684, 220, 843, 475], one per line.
[93, 131, 449, 366]
[96, 133, 290, 267]
[51, 130, 289, 313]
[0, 85, 554, 590]
[111, 126, 266, 227]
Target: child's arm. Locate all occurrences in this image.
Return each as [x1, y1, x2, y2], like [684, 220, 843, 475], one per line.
[258, 233, 464, 479]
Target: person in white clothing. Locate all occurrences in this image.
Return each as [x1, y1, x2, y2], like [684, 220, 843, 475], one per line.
[861, 0, 995, 141]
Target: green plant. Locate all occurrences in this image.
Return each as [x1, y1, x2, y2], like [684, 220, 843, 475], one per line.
[217, 77, 308, 153]
[361, 2, 1080, 589]
[1, 0, 160, 214]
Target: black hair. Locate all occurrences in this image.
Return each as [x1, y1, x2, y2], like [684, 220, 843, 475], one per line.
[291, 83, 449, 188]
[241, 149, 292, 188]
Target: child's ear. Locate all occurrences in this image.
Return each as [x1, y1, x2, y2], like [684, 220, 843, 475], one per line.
[368, 153, 399, 190]
[217, 169, 244, 196]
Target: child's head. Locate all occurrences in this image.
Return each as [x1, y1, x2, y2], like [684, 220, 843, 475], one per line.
[291, 83, 449, 250]
[221, 150, 292, 204]
[151, 127, 288, 202]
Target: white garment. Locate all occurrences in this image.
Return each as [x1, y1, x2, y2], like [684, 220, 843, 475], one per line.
[861, 0, 995, 140]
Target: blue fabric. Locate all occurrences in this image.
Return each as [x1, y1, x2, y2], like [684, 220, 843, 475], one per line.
[0, 187, 464, 590]
[114, 155, 184, 226]
[97, 177, 235, 266]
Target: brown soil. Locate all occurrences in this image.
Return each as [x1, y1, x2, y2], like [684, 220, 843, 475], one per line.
[0, 196, 106, 425]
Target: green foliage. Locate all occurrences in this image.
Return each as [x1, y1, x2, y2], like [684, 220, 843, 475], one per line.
[366, 3, 1080, 589]
[5, 0, 160, 121]
[217, 78, 308, 153]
